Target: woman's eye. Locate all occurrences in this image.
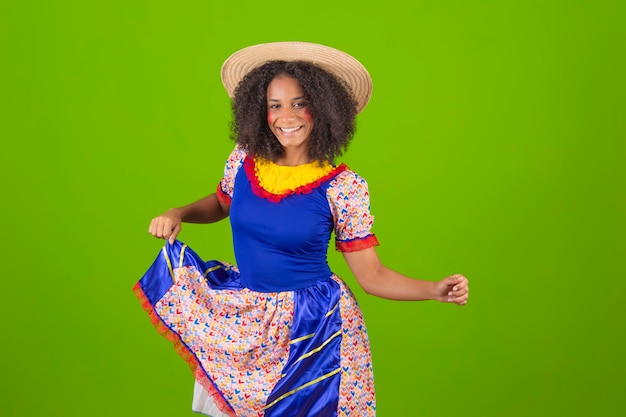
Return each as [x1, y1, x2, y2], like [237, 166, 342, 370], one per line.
[294, 102, 307, 108]
[268, 104, 279, 109]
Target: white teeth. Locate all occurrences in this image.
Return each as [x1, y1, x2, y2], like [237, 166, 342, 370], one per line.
[280, 126, 301, 133]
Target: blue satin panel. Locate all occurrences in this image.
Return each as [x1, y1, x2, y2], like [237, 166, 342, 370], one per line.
[137, 240, 243, 306]
[230, 169, 335, 292]
[265, 279, 342, 416]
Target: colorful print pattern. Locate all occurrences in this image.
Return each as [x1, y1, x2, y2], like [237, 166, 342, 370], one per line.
[219, 146, 247, 201]
[138, 253, 378, 416]
[155, 265, 295, 416]
[333, 275, 377, 416]
[327, 170, 377, 248]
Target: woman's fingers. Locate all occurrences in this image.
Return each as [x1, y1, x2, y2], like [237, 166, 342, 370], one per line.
[149, 216, 180, 240]
[168, 223, 181, 244]
[446, 274, 469, 305]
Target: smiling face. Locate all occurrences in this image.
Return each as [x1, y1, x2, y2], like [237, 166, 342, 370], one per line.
[266, 75, 314, 163]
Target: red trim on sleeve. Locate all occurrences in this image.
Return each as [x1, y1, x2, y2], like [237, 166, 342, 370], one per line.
[216, 185, 232, 205]
[335, 234, 380, 252]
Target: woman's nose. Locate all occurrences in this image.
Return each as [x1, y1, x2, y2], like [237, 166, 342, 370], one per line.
[278, 106, 296, 121]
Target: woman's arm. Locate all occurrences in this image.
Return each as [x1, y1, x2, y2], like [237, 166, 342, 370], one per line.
[343, 247, 469, 305]
[148, 193, 230, 244]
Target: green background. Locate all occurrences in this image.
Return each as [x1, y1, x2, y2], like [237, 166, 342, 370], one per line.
[2, 0, 624, 416]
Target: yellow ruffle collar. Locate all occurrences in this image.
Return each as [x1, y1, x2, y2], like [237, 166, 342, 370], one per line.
[254, 158, 335, 195]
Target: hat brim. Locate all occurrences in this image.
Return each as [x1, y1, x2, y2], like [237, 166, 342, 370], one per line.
[221, 41, 372, 113]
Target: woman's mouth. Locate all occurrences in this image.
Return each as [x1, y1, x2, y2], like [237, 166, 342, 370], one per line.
[280, 126, 302, 133]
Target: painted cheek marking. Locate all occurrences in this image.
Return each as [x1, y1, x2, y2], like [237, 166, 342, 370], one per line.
[302, 108, 313, 122]
[267, 112, 276, 124]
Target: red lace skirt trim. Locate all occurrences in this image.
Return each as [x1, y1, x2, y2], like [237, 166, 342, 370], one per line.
[132, 283, 236, 417]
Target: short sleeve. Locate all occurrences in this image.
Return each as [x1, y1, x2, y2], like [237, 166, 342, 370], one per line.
[216, 146, 247, 205]
[327, 170, 380, 252]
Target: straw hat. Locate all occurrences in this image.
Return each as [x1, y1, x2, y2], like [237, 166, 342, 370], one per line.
[221, 41, 372, 113]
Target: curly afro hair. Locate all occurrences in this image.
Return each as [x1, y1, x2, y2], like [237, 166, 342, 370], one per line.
[230, 60, 358, 164]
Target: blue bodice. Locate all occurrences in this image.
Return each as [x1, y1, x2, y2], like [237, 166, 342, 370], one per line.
[229, 167, 336, 292]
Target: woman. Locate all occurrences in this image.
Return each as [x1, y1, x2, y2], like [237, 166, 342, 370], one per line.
[135, 42, 469, 417]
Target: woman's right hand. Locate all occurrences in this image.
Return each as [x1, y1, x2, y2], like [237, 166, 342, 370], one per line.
[148, 208, 183, 244]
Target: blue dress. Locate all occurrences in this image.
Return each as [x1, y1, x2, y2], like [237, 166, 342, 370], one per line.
[134, 147, 379, 416]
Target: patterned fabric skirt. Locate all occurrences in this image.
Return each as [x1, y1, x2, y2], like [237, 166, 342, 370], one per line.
[133, 241, 376, 417]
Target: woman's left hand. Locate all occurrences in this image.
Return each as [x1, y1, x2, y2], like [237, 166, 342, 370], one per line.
[435, 274, 469, 306]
